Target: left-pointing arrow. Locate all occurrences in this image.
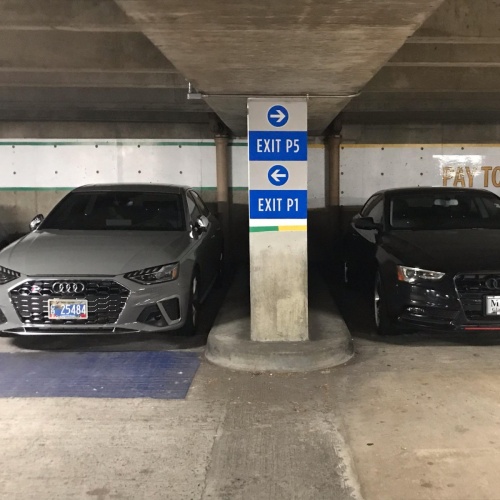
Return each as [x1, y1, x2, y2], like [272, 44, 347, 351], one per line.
[271, 169, 287, 182]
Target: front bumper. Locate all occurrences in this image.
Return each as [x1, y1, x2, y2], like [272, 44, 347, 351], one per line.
[388, 277, 500, 332]
[0, 272, 191, 336]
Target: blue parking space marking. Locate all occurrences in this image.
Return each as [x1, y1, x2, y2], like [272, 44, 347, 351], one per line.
[0, 351, 200, 399]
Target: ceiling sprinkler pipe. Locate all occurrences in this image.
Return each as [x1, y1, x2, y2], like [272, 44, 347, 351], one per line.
[201, 92, 361, 99]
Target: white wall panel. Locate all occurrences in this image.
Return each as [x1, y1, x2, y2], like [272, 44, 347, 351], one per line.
[0, 140, 215, 188]
[0, 140, 326, 207]
[341, 145, 500, 205]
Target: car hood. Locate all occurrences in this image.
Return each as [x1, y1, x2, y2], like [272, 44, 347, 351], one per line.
[0, 230, 191, 276]
[382, 229, 500, 273]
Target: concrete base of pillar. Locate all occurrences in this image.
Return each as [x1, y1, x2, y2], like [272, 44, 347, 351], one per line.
[205, 269, 354, 373]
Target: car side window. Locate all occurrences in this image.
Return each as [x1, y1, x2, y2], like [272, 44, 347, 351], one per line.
[190, 190, 210, 217]
[366, 199, 384, 224]
[186, 192, 202, 223]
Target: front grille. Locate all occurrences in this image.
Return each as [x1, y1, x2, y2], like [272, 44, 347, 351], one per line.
[455, 274, 500, 321]
[9, 280, 130, 325]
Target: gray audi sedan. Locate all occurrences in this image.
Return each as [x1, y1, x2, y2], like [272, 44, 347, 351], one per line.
[0, 184, 223, 335]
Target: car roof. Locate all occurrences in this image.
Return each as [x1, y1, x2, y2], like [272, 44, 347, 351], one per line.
[71, 183, 190, 194]
[372, 186, 494, 197]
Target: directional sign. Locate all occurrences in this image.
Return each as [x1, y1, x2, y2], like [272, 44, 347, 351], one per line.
[248, 131, 307, 161]
[248, 99, 307, 229]
[249, 190, 307, 219]
[268, 165, 289, 186]
[267, 105, 289, 127]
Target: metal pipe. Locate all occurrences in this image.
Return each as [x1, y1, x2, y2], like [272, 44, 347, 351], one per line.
[215, 135, 229, 212]
[202, 92, 360, 99]
[327, 134, 342, 206]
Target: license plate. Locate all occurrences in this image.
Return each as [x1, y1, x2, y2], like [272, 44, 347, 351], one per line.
[48, 299, 88, 320]
[485, 296, 500, 315]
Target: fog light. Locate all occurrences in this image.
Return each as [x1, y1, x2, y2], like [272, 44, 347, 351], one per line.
[0, 308, 6, 324]
[160, 298, 180, 321]
[137, 305, 167, 327]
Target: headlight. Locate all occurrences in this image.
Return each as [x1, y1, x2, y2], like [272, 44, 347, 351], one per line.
[0, 265, 20, 285]
[124, 263, 179, 285]
[397, 265, 444, 283]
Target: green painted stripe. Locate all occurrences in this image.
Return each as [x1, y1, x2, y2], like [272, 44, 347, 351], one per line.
[0, 187, 73, 191]
[0, 141, 324, 148]
[0, 141, 218, 147]
[199, 186, 248, 191]
[249, 226, 279, 233]
[0, 186, 248, 192]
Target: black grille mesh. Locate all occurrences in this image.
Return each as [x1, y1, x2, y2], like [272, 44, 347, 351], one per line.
[9, 280, 129, 325]
[455, 274, 500, 321]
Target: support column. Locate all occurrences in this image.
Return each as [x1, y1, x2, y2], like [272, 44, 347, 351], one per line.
[248, 98, 308, 342]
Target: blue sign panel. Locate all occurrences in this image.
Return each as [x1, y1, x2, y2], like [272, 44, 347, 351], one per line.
[249, 190, 307, 219]
[267, 105, 289, 127]
[249, 131, 307, 161]
[268, 165, 289, 186]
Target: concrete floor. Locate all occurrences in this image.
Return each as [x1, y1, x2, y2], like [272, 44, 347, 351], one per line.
[2, 281, 500, 499]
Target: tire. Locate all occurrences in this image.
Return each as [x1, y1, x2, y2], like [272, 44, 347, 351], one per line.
[374, 271, 397, 336]
[181, 272, 200, 336]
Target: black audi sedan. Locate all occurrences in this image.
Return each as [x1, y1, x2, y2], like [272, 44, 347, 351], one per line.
[343, 187, 500, 335]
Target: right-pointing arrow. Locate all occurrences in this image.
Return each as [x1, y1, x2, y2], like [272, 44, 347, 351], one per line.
[269, 109, 286, 123]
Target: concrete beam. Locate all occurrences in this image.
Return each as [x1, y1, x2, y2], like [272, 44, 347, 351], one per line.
[0, 31, 176, 72]
[364, 67, 500, 92]
[0, 0, 136, 32]
[0, 87, 205, 107]
[118, 0, 445, 134]
[389, 43, 500, 65]
[347, 92, 500, 113]
[0, 86, 211, 122]
[0, 71, 188, 89]
[415, 0, 500, 39]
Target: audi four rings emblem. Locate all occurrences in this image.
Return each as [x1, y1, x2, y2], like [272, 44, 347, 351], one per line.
[51, 282, 85, 294]
[485, 278, 500, 290]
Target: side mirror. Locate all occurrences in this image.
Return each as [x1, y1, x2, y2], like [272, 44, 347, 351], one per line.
[354, 217, 381, 231]
[30, 214, 44, 231]
[195, 215, 209, 233]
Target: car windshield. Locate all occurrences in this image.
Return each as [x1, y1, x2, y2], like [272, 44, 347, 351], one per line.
[389, 191, 500, 230]
[41, 191, 186, 231]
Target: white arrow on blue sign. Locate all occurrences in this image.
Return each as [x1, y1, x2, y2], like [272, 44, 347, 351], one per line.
[267, 105, 289, 127]
[268, 165, 289, 186]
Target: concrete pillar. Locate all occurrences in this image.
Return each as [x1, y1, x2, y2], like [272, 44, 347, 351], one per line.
[248, 98, 308, 342]
[250, 231, 308, 341]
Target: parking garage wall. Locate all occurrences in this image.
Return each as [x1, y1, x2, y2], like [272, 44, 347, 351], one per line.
[0, 135, 327, 244]
[339, 122, 500, 231]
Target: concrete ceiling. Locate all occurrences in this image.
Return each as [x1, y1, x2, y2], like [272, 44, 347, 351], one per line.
[0, 0, 497, 135]
[116, 0, 444, 134]
[344, 0, 500, 124]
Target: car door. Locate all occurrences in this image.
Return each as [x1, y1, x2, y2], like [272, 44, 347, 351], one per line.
[186, 190, 221, 294]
